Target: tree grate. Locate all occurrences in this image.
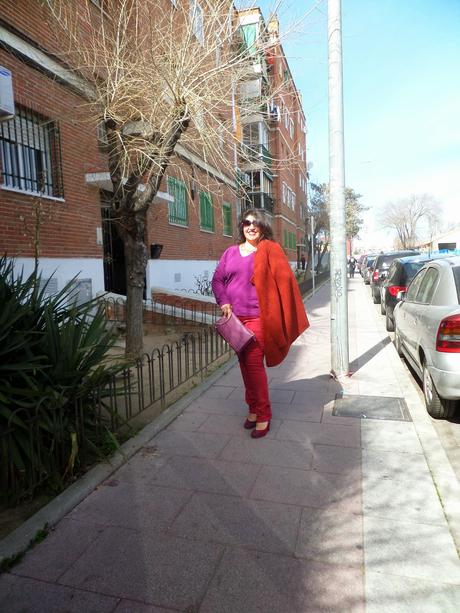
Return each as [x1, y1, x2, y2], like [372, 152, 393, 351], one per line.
[332, 394, 412, 422]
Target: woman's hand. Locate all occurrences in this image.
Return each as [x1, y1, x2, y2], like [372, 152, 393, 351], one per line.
[220, 304, 232, 318]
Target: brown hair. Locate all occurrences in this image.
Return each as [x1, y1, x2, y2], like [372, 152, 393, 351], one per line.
[237, 208, 274, 244]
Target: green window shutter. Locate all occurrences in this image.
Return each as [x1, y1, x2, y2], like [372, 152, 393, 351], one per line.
[199, 191, 214, 231]
[283, 230, 288, 248]
[167, 177, 188, 225]
[222, 202, 232, 236]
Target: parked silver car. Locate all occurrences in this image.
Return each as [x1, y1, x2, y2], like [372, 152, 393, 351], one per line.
[393, 256, 460, 419]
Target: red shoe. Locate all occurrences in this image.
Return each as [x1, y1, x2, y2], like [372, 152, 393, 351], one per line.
[251, 422, 270, 439]
[244, 418, 257, 429]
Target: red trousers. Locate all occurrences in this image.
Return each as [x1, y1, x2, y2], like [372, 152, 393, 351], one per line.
[238, 317, 272, 422]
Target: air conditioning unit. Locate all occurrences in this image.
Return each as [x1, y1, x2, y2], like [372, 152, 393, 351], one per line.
[0, 67, 15, 121]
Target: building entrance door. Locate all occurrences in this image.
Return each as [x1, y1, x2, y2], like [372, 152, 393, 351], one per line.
[101, 197, 126, 296]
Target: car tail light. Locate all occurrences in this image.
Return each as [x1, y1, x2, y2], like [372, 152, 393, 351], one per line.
[388, 285, 407, 297]
[436, 315, 460, 353]
[372, 270, 379, 281]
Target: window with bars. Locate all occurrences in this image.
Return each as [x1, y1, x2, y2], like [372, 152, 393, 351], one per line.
[199, 191, 214, 232]
[0, 106, 64, 198]
[222, 202, 232, 236]
[167, 176, 188, 226]
[190, 0, 204, 45]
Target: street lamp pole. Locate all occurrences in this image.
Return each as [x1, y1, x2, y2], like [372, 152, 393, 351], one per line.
[328, 0, 349, 377]
[311, 214, 315, 294]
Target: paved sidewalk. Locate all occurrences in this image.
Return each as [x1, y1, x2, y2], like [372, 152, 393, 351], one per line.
[1, 278, 460, 612]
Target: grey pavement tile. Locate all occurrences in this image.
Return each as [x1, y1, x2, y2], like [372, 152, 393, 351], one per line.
[58, 526, 223, 610]
[227, 387, 246, 401]
[148, 454, 261, 497]
[166, 410, 209, 431]
[362, 448, 430, 478]
[361, 420, 424, 453]
[365, 571, 460, 613]
[169, 491, 301, 555]
[0, 573, 118, 613]
[200, 385, 236, 399]
[295, 508, 364, 566]
[364, 517, 460, 584]
[270, 377, 336, 394]
[10, 518, 105, 583]
[195, 413, 281, 437]
[68, 482, 192, 531]
[113, 600, 176, 613]
[362, 472, 446, 525]
[186, 396, 247, 415]
[312, 444, 362, 474]
[218, 436, 313, 470]
[200, 548, 364, 613]
[276, 420, 361, 448]
[272, 401, 323, 422]
[250, 465, 362, 514]
[153, 429, 231, 458]
[112, 446, 169, 484]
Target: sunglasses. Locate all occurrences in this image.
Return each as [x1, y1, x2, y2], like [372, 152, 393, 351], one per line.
[242, 219, 261, 228]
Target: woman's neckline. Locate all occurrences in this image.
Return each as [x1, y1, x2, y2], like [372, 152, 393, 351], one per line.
[239, 243, 257, 257]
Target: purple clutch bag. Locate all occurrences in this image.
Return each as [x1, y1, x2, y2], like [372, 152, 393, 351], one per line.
[214, 313, 255, 353]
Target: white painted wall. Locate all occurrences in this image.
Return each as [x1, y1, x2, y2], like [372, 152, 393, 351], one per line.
[11, 257, 105, 297]
[147, 259, 219, 295]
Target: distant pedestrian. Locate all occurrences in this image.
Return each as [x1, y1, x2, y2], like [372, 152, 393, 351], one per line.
[348, 257, 357, 278]
[212, 209, 309, 439]
[301, 253, 306, 270]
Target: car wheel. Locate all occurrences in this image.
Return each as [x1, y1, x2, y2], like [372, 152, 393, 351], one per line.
[422, 361, 455, 419]
[394, 329, 403, 356]
[380, 300, 386, 315]
[386, 313, 394, 331]
[372, 289, 380, 304]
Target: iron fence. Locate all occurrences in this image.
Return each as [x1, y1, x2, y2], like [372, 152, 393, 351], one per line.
[102, 295, 220, 325]
[298, 268, 330, 295]
[1, 327, 231, 501]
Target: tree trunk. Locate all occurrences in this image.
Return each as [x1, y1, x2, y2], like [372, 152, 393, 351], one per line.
[119, 211, 148, 358]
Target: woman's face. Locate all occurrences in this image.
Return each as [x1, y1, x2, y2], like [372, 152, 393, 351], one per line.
[242, 216, 262, 245]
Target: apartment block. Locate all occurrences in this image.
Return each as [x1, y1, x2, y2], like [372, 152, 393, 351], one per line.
[0, 1, 308, 300]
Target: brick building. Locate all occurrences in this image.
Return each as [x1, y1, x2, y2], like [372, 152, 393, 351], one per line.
[0, 1, 308, 300]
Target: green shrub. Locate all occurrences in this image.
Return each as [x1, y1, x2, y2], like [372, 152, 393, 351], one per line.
[0, 257, 125, 502]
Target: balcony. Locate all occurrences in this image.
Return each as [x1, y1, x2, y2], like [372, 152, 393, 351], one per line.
[239, 143, 272, 170]
[247, 191, 274, 214]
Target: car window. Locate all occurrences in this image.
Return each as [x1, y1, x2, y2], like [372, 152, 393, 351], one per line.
[415, 268, 439, 304]
[387, 261, 398, 281]
[366, 257, 376, 268]
[403, 261, 426, 284]
[453, 266, 460, 304]
[406, 269, 427, 301]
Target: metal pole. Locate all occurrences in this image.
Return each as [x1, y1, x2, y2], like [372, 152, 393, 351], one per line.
[311, 214, 315, 294]
[328, 0, 349, 377]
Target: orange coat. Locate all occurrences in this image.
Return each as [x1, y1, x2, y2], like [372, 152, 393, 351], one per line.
[253, 240, 309, 366]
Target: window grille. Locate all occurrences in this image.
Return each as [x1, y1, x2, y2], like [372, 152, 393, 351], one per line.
[167, 176, 188, 226]
[0, 106, 63, 198]
[199, 191, 214, 231]
[190, 1, 204, 45]
[222, 202, 232, 236]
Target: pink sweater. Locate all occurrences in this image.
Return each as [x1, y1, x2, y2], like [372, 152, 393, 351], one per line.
[211, 245, 260, 316]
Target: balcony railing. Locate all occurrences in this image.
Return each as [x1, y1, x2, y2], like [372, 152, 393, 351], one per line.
[239, 143, 272, 169]
[247, 191, 274, 213]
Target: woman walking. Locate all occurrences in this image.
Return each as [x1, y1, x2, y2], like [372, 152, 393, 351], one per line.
[212, 209, 309, 438]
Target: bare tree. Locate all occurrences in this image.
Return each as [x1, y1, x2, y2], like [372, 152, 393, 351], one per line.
[381, 193, 441, 249]
[43, 0, 288, 357]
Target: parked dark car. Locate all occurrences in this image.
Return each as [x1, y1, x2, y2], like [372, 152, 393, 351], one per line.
[370, 251, 419, 303]
[381, 255, 440, 330]
[361, 254, 378, 285]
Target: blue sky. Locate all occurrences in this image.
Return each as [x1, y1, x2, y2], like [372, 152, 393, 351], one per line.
[249, 0, 460, 249]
